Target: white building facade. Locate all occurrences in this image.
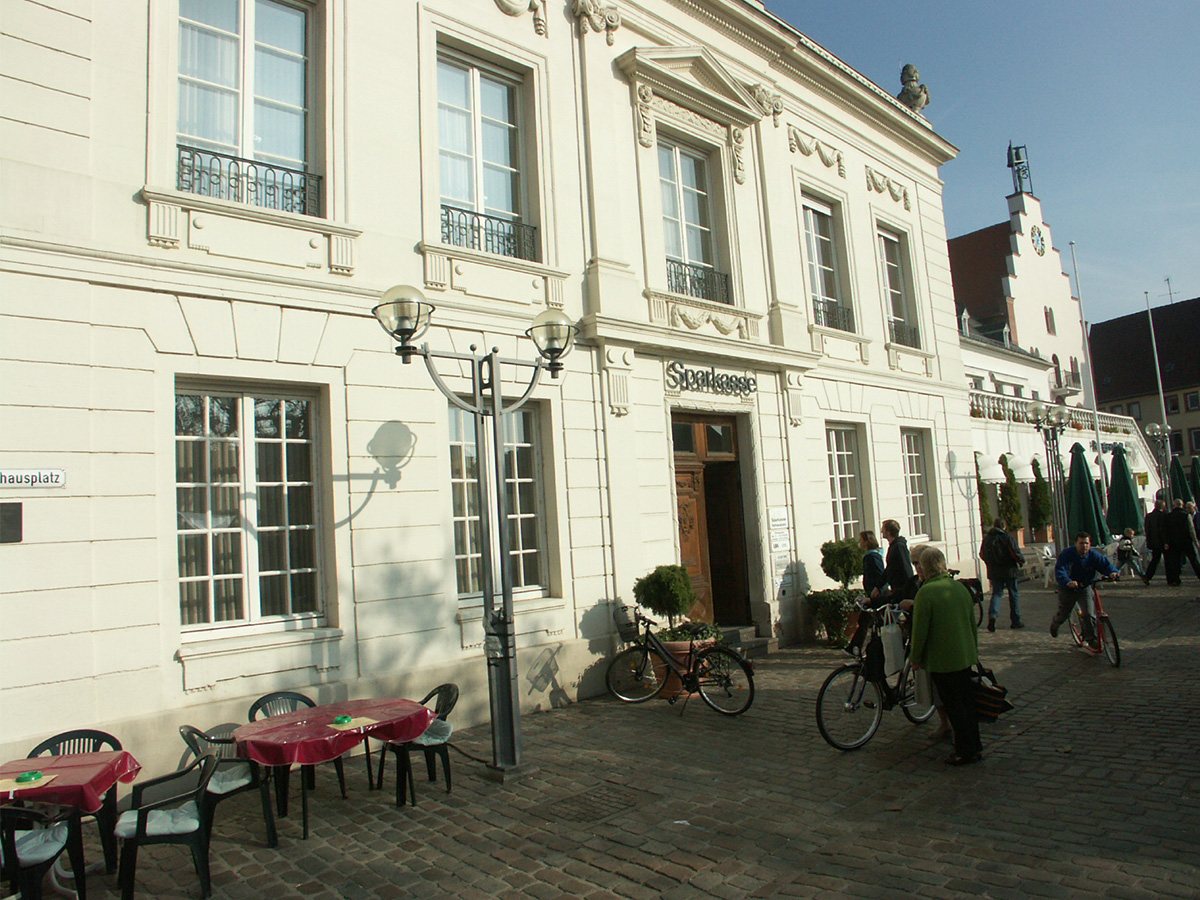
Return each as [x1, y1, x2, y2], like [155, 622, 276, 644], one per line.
[1, 0, 978, 771]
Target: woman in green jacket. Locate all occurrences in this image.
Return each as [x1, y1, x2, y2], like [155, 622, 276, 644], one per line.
[909, 547, 982, 765]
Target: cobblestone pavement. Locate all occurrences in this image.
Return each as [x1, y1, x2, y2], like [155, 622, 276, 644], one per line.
[66, 581, 1200, 899]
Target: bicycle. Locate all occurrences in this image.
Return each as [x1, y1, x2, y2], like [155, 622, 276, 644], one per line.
[949, 569, 984, 626]
[606, 607, 755, 716]
[815, 601, 935, 750]
[1066, 577, 1120, 667]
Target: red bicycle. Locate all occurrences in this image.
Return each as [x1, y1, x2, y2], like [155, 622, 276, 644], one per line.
[1068, 580, 1120, 667]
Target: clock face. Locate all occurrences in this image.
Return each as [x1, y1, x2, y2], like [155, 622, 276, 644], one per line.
[1031, 225, 1046, 256]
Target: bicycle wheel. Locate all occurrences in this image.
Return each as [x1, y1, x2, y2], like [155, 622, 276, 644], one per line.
[899, 662, 935, 724]
[816, 664, 884, 751]
[975, 597, 984, 626]
[606, 645, 668, 702]
[695, 646, 755, 716]
[1099, 616, 1121, 667]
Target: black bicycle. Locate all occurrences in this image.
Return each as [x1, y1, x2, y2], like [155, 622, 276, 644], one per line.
[815, 602, 934, 750]
[949, 569, 985, 626]
[606, 607, 755, 715]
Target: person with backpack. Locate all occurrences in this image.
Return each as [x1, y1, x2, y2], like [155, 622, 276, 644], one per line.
[980, 517, 1024, 632]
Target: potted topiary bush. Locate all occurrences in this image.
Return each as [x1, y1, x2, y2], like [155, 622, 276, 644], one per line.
[631, 564, 713, 696]
[803, 538, 864, 647]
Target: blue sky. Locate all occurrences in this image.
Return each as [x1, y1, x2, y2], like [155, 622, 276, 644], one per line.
[766, 1, 1200, 325]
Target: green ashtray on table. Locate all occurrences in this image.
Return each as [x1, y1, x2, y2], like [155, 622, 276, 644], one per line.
[332, 715, 352, 725]
[15, 771, 43, 783]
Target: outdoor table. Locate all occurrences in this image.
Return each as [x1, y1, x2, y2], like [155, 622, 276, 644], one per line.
[0, 750, 142, 896]
[232, 698, 434, 838]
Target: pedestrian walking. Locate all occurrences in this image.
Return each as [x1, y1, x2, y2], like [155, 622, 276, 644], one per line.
[1115, 527, 1145, 579]
[872, 519, 914, 604]
[1143, 498, 1168, 585]
[908, 546, 982, 766]
[1164, 499, 1200, 585]
[979, 517, 1024, 631]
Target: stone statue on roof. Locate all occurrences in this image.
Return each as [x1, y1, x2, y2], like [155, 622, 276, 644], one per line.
[896, 64, 930, 113]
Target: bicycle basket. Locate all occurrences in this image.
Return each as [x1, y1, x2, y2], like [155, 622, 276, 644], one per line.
[613, 605, 640, 642]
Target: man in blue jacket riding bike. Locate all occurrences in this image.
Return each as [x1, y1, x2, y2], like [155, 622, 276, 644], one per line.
[1051, 532, 1118, 650]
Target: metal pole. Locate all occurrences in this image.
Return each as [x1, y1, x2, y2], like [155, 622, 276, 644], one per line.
[1145, 291, 1173, 506]
[485, 350, 522, 774]
[1045, 426, 1069, 554]
[1070, 241, 1108, 515]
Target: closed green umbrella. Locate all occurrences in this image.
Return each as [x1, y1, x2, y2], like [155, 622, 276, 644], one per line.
[1191, 457, 1200, 501]
[1170, 455, 1195, 505]
[1106, 445, 1143, 535]
[1066, 442, 1110, 547]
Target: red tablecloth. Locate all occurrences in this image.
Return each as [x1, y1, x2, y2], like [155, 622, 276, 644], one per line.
[0, 751, 142, 814]
[232, 698, 435, 767]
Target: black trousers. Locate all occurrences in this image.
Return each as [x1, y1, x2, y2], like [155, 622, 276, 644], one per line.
[1144, 548, 1164, 581]
[931, 668, 981, 760]
[1165, 545, 1200, 584]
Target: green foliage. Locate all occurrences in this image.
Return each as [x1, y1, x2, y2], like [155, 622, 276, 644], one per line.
[632, 564, 695, 626]
[820, 538, 863, 589]
[976, 460, 993, 532]
[657, 622, 725, 643]
[1029, 458, 1053, 531]
[805, 588, 858, 647]
[998, 454, 1024, 531]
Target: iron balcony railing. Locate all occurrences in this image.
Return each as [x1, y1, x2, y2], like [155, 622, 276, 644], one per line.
[665, 259, 731, 304]
[813, 297, 855, 333]
[440, 205, 538, 262]
[177, 145, 321, 216]
[889, 319, 921, 348]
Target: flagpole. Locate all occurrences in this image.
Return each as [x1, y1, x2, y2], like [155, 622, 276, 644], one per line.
[1070, 241, 1108, 515]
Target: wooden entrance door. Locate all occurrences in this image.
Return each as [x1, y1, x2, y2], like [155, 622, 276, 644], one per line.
[671, 414, 750, 625]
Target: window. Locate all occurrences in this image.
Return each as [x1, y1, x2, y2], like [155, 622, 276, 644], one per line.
[1044, 306, 1056, 335]
[1190, 428, 1200, 454]
[878, 229, 919, 348]
[176, 391, 320, 629]
[659, 140, 729, 303]
[804, 198, 853, 332]
[1166, 394, 1180, 415]
[826, 426, 864, 540]
[449, 405, 545, 597]
[1186, 391, 1199, 411]
[1111, 404, 1124, 415]
[900, 429, 932, 539]
[1170, 431, 1184, 455]
[177, 0, 319, 215]
[437, 53, 536, 261]
[1129, 401, 1141, 420]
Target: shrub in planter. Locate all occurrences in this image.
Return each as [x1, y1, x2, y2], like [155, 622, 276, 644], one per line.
[819, 538, 863, 589]
[632, 564, 695, 627]
[805, 588, 858, 647]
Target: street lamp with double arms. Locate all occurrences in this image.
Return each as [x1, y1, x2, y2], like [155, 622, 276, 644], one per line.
[1027, 401, 1071, 553]
[1144, 422, 1172, 507]
[373, 285, 577, 779]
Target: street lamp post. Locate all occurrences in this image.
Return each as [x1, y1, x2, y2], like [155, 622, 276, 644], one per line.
[1144, 422, 1172, 507]
[373, 285, 577, 780]
[1027, 401, 1071, 553]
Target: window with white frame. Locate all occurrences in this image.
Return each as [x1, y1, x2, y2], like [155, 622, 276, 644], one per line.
[437, 52, 537, 261]
[448, 404, 546, 597]
[804, 197, 853, 333]
[1170, 431, 1184, 455]
[1190, 428, 1200, 454]
[826, 426, 864, 540]
[658, 139, 729, 304]
[1044, 306, 1056, 335]
[1129, 401, 1142, 419]
[901, 429, 932, 539]
[177, 0, 319, 215]
[176, 391, 321, 629]
[1186, 391, 1199, 411]
[878, 229, 919, 348]
[1166, 394, 1180, 415]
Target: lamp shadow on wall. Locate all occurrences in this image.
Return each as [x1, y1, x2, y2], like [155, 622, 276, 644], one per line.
[334, 421, 418, 528]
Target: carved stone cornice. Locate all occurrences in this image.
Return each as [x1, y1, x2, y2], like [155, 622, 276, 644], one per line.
[651, 93, 724, 139]
[494, 0, 547, 36]
[646, 289, 761, 341]
[573, 0, 620, 45]
[865, 166, 911, 210]
[751, 83, 784, 127]
[602, 346, 633, 416]
[787, 126, 845, 178]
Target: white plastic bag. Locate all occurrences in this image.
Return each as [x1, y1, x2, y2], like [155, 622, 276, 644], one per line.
[880, 610, 904, 677]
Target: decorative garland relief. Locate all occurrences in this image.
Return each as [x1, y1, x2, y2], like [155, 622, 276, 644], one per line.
[787, 126, 845, 178]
